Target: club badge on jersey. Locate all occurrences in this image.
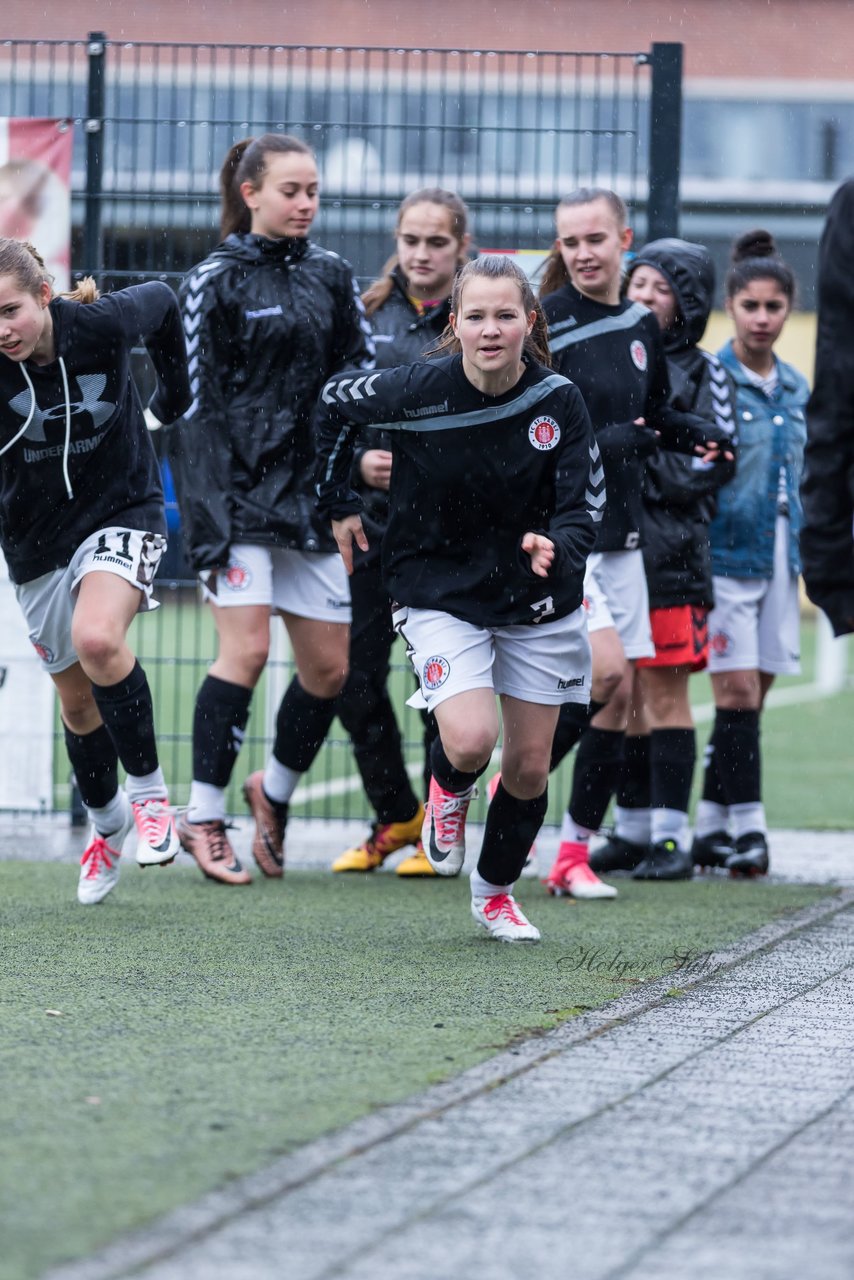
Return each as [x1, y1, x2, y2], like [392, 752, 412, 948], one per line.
[528, 416, 561, 451]
[630, 340, 648, 371]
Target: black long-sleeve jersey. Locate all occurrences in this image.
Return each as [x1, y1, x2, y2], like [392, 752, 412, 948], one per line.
[542, 282, 727, 553]
[0, 283, 190, 584]
[315, 353, 604, 628]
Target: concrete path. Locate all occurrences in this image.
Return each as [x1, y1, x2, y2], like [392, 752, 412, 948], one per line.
[40, 888, 854, 1280]
[21, 804, 850, 1280]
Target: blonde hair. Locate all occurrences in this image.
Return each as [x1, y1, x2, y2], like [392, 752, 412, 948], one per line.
[430, 255, 551, 367]
[361, 188, 470, 317]
[0, 238, 99, 303]
[539, 187, 629, 300]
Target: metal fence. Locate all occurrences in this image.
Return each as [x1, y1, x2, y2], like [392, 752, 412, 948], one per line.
[1, 35, 682, 287]
[1, 34, 683, 821]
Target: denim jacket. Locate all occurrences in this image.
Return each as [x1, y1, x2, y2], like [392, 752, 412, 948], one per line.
[709, 339, 809, 579]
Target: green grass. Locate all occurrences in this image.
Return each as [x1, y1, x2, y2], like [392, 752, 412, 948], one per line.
[0, 860, 834, 1279]
[51, 602, 854, 827]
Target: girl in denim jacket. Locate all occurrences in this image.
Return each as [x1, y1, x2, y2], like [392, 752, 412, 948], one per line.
[693, 231, 809, 876]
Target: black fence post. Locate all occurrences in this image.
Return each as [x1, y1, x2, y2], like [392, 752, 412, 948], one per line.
[647, 41, 683, 241]
[84, 31, 106, 277]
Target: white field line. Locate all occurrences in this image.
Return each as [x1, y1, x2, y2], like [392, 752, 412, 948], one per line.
[297, 679, 847, 805]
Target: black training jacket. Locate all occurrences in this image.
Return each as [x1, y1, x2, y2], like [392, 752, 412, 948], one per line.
[542, 281, 730, 553]
[801, 178, 854, 636]
[168, 232, 375, 570]
[0, 283, 190, 584]
[627, 239, 737, 609]
[315, 353, 604, 628]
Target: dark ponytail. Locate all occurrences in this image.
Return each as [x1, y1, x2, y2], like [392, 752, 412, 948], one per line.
[726, 229, 796, 303]
[219, 133, 314, 241]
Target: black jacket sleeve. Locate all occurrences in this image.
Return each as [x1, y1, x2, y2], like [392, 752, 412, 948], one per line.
[106, 283, 193, 424]
[645, 326, 731, 456]
[535, 387, 603, 583]
[648, 354, 737, 510]
[168, 268, 236, 571]
[315, 367, 408, 519]
[801, 178, 854, 636]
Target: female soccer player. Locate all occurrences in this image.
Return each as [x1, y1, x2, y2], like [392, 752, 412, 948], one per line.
[590, 238, 736, 881]
[169, 133, 375, 886]
[316, 254, 602, 942]
[539, 189, 731, 899]
[0, 238, 190, 904]
[694, 231, 808, 876]
[333, 188, 470, 878]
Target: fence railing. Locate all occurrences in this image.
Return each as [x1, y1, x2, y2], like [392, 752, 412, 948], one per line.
[1, 35, 683, 287]
[1, 34, 683, 820]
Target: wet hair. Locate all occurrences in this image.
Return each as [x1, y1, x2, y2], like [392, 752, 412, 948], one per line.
[0, 237, 98, 303]
[430, 254, 551, 367]
[539, 187, 629, 299]
[361, 188, 471, 316]
[219, 133, 315, 240]
[726, 229, 796, 303]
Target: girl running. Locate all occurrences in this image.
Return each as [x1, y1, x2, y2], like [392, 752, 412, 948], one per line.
[694, 231, 808, 876]
[0, 238, 190, 904]
[332, 188, 470, 879]
[539, 189, 731, 900]
[170, 133, 374, 887]
[591, 238, 736, 881]
[316, 255, 601, 942]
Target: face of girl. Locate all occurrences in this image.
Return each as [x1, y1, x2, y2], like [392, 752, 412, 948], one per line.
[0, 274, 52, 364]
[450, 275, 535, 390]
[554, 197, 632, 304]
[396, 202, 467, 301]
[626, 264, 679, 332]
[726, 279, 791, 363]
[242, 151, 319, 240]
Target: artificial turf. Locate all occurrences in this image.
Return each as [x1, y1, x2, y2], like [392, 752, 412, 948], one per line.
[0, 859, 834, 1278]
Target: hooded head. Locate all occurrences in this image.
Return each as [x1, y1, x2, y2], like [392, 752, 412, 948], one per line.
[626, 237, 715, 353]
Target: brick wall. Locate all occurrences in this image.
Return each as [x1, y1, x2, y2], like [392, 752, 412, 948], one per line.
[6, 0, 854, 82]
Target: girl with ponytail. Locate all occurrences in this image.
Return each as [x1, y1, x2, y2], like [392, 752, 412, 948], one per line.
[169, 133, 375, 886]
[694, 230, 808, 877]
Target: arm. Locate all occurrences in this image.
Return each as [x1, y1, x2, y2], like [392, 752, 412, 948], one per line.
[801, 180, 854, 636]
[646, 325, 732, 459]
[329, 266, 376, 375]
[524, 386, 603, 583]
[315, 360, 420, 509]
[648, 355, 738, 507]
[166, 268, 235, 571]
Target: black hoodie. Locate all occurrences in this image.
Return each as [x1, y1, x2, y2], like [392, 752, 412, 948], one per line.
[168, 233, 375, 571]
[626, 239, 737, 609]
[0, 282, 190, 584]
[801, 179, 854, 636]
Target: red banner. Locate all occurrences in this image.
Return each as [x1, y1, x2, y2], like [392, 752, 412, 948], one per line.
[0, 117, 73, 291]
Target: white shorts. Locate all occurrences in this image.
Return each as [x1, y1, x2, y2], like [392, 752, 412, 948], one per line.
[583, 549, 655, 659]
[708, 519, 801, 676]
[14, 526, 165, 675]
[393, 605, 591, 713]
[200, 543, 351, 624]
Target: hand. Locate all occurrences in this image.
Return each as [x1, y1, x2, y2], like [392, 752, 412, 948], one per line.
[522, 532, 555, 578]
[359, 449, 393, 490]
[694, 438, 735, 464]
[331, 515, 369, 575]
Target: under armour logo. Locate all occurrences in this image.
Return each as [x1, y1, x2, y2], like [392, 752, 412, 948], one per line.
[8, 373, 114, 443]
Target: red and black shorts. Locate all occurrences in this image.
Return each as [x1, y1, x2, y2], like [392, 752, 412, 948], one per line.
[635, 604, 709, 672]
